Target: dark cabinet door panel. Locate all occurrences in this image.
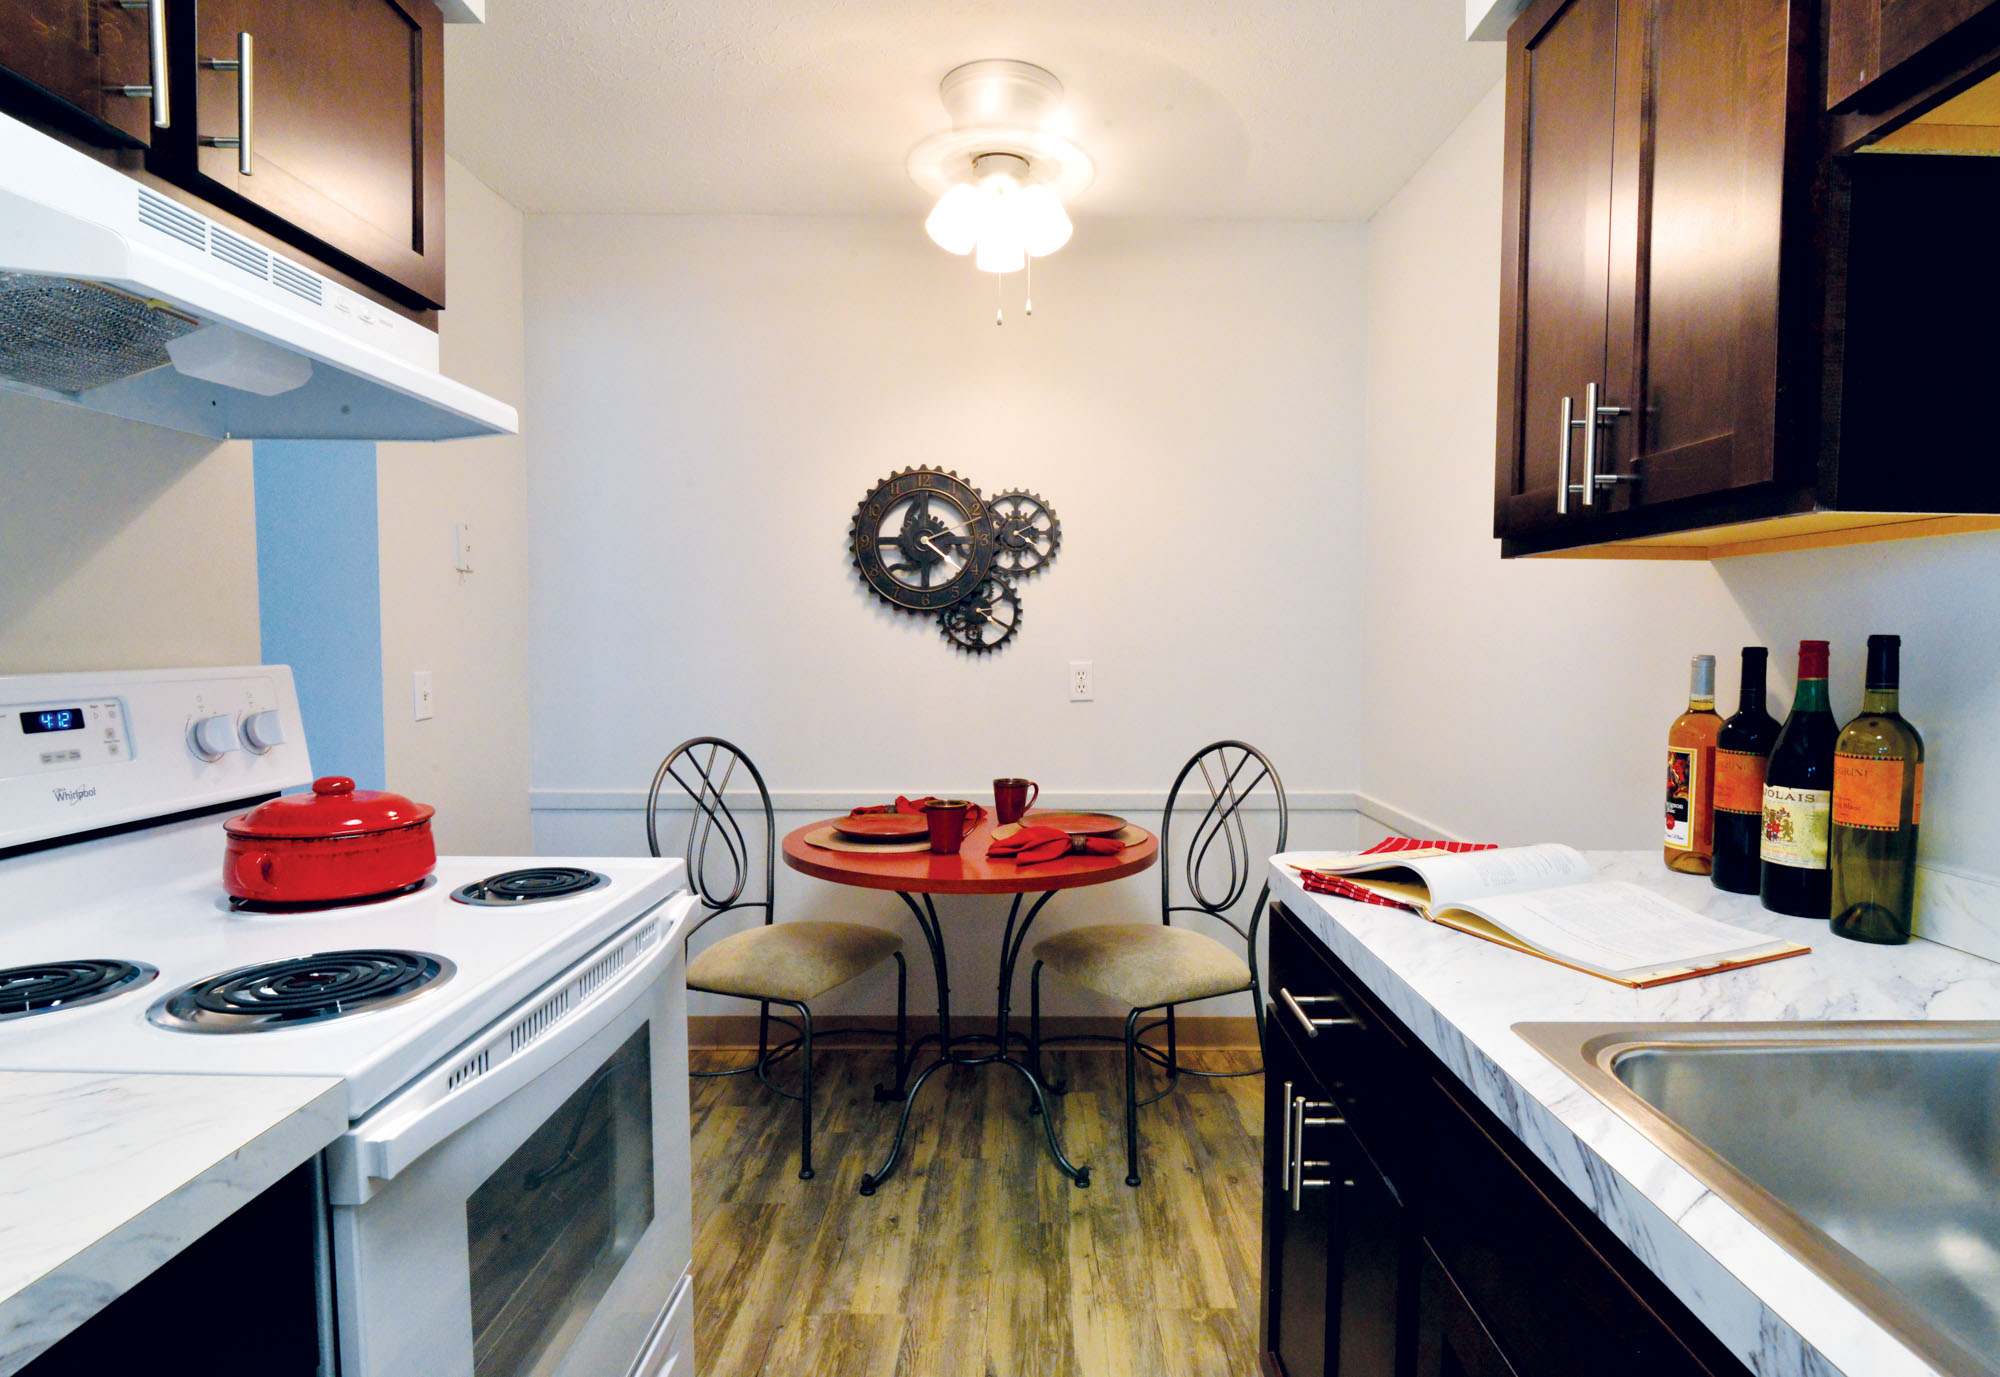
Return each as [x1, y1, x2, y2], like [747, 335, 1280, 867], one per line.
[0, 0, 160, 145]
[1495, 0, 1622, 541]
[1264, 1025, 1335, 1377]
[184, 0, 445, 306]
[1603, 0, 1812, 509]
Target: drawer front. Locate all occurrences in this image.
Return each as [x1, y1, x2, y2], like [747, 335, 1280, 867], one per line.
[1269, 903, 1415, 1194]
[1419, 1074, 1739, 1377]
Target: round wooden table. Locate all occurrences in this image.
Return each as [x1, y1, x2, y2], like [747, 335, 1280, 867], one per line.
[783, 814, 1158, 1193]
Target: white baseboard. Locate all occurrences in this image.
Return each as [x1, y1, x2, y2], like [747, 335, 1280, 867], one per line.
[530, 787, 1363, 814]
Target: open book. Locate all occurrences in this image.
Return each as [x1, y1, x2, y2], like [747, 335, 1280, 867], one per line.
[1290, 841, 1810, 988]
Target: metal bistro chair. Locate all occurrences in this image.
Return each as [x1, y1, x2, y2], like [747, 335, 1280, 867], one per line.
[647, 738, 908, 1180]
[1028, 740, 1287, 1186]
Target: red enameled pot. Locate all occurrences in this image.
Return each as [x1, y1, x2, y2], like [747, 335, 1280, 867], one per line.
[223, 776, 437, 904]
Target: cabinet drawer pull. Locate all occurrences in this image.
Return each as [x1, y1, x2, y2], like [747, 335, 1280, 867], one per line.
[1557, 394, 1575, 515]
[111, 0, 170, 127]
[200, 31, 255, 175]
[1279, 988, 1357, 1038]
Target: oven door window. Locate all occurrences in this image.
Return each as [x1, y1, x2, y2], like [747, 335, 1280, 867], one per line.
[466, 1025, 655, 1377]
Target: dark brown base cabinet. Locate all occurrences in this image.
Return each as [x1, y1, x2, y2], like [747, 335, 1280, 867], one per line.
[1258, 903, 1754, 1377]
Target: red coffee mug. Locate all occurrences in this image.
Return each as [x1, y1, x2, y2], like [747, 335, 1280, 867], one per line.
[924, 798, 973, 854]
[993, 778, 1039, 826]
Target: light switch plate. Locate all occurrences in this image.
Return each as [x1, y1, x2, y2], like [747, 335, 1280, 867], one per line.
[412, 671, 434, 721]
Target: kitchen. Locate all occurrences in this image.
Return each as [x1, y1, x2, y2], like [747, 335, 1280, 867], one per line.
[3, 0, 2000, 1375]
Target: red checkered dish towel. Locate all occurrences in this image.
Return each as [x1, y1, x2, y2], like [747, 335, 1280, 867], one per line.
[1293, 837, 1499, 914]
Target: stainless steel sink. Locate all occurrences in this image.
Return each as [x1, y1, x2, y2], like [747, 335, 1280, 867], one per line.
[1515, 1021, 2000, 1377]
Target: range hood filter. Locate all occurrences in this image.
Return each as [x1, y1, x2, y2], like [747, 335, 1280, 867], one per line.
[0, 273, 199, 395]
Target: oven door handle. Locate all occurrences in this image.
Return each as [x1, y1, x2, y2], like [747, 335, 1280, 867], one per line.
[328, 891, 697, 1203]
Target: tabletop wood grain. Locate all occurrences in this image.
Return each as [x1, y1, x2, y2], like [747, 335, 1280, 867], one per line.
[782, 815, 1158, 895]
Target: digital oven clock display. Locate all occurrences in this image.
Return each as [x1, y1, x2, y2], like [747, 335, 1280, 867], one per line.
[21, 708, 85, 735]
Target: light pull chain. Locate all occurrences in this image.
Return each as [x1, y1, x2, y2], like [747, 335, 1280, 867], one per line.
[1025, 256, 1034, 317]
[995, 272, 1004, 326]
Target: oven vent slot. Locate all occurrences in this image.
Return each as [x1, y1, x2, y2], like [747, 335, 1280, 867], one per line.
[446, 1048, 490, 1090]
[511, 989, 571, 1054]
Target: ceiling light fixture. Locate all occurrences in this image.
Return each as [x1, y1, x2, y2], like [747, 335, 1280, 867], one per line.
[908, 60, 1093, 324]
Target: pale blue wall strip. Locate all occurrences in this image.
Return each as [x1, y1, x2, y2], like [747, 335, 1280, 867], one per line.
[253, 442, 384, 791]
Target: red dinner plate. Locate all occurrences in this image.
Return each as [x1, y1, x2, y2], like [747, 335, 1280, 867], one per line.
[834, 814, 931, 841]
[1027, 812, 1128, 837]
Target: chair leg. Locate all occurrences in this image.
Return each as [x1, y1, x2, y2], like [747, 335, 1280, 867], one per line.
[1124, 1007, 1143, 1187]
[1166, 1004, 1179, 1078]
[757, 1000, 772, 1068]
[1248, 968, 1267, 1068]
[796, 1002, 815, 1181]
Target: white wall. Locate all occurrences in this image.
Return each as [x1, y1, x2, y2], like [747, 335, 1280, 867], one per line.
[1361, 82, 2000, 902]
[523, 214, 1371, 1016]
[377, 160, 533, 854]
[0, 403, 259, 672]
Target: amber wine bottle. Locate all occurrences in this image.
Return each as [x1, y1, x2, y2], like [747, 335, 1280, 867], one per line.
[1760, 640, 1838, 917]
[1664, 655, 1721, 874]
[1712, 647, 1781, 895]
[1831, 636, 1924, 945]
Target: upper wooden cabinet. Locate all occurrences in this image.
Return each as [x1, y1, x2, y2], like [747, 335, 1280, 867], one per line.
[1497, 0, 2000, 558]
[174, 0, 445, 308]
[0, 0, 446, 311]
[0, 0, 166, 147]
[1828, 0, 2000, 117]
[1496, 0, 1820, 555]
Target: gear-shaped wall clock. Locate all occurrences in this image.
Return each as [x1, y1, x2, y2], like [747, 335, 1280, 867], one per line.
[849, 467, 1061, 654]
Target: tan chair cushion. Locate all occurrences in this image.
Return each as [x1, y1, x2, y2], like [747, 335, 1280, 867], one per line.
[1030, 924, 1250, 1011]
[688, 921, 903, 1005]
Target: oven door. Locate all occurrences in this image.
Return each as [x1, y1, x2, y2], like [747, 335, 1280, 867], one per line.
[327, 892, 696, 1377]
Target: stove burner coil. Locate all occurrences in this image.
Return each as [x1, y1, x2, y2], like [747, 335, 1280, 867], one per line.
[451, 867, 609, 906]
[149, 950, 454, 1033]
[0, 959, 158, 1021]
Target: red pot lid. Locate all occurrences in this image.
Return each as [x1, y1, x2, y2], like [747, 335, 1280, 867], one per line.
[225, 776, 436, 840]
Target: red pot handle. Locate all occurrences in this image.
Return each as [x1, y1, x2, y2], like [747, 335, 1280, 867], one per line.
[233, 849, 275, 892]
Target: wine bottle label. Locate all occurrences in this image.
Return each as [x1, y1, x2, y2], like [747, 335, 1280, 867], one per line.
[1914, 763, 1925, 825]
[1714, 749, 1768, 815]
[1761, 785, 1831, 868]
[1665, 746, 1698, 849]
[1832, 755, 1907, 832]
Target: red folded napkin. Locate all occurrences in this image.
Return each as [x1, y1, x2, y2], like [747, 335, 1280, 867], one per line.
[851, 796, 987, 823]
[988, 825, 1125, 865]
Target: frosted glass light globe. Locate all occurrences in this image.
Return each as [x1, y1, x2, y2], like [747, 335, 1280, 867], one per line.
[1014, 184, 1072, 257]
[924, 183, 982, 256]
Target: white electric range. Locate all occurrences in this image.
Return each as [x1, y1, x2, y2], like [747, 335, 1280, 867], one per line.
[0, 666, 697, 1377]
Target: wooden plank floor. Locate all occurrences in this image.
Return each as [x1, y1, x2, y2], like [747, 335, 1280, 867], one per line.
[688, 1044, 1265, 1377]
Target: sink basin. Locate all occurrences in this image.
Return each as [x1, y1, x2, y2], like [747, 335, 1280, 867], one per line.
[1515, 1021, 2000, 1377]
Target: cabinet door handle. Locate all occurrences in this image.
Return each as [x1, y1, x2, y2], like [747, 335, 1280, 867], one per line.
[1280, 1079, 1294, 1190]
[1290, 1095, 1344, 1212]
[1577, 381, 1636, 507]
[1557, 394, 1574, 515]
[1279, 988, 1357, 1039]
[110, 0, 171, 128]
[200, 31, 254, 175]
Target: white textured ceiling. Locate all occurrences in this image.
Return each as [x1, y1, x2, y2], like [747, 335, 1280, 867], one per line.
[444, 1, 1502, 220]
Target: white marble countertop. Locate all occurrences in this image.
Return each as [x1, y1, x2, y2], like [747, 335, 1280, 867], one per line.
[0, 1070, 345, 1376]
[1270, 849, 2000, 1377]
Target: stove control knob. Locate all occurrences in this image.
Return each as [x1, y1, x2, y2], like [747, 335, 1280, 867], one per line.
[240, 709, 285, 754]
[188, 713, 241, 761]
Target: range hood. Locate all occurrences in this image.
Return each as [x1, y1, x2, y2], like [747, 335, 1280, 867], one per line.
[0, 113, 517, 441]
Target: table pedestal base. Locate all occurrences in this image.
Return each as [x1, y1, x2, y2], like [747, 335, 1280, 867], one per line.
[858, 891, 1090, 1194]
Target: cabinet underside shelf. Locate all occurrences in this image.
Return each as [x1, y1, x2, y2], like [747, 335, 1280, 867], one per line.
[1525, 510, 2000, 561]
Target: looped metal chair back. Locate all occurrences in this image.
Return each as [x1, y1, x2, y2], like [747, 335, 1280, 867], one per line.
[1160, 740, 1288, 948]
[646, 737, 776, 940]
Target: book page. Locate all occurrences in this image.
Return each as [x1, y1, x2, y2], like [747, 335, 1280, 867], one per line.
[1449, 881, 1787, 977]
[1392, 843, 1594, 911]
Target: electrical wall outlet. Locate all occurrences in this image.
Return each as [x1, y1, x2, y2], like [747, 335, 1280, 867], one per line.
[1069, 661, 1093, 701]
[453, 522, 474, 573]
[412, 670, 434, 721]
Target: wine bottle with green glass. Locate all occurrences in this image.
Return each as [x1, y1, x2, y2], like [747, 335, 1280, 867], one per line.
[1831, 635, 1924, 944]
